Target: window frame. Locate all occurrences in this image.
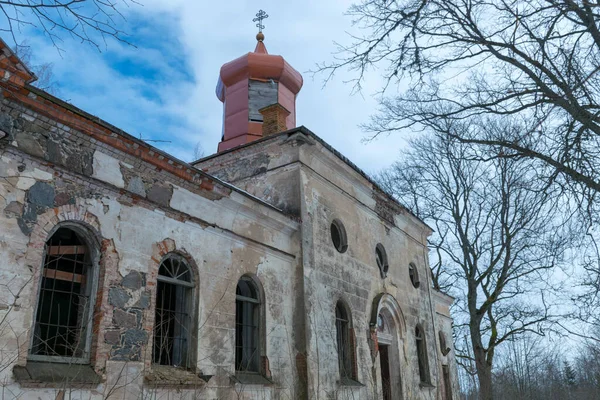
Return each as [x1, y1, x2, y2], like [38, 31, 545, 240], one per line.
[330, 219, 348, 253]
[415, 324, 431, 384]
[442, 364, 453, 400]
[409, 262, 421, 288]
[335, 300, 356, 381]
[439, 331, 451, 356]
[235, 275, 262, 374]
[376, 243, 389, 278]
[153, 253, 196, 369]
[28, 224, 100, 365]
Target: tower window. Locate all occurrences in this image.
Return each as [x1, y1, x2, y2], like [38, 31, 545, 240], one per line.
[236, 276, 261, 373]
[153, 254, 194, 368]
[31, 227, 97, 362]
[331, 219, 348, 253]
[376, 244, 389, 278]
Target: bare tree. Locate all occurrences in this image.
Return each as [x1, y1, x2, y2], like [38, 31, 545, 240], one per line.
[479, 331, 600, 400]
[321, 0, 600, 198]
[193, 142, 205, 161]
[377, 129, 572, 400]
[0, 0, 138, 51]
[13, 40, 58, 93]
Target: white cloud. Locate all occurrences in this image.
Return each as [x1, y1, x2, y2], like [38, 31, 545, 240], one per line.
[20, 0, 409, 173]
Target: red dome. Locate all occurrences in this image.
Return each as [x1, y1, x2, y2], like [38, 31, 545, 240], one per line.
[215, 39, 303, 152]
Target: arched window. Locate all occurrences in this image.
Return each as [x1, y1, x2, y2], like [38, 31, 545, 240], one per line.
[335, 301, 355, 380]
[236, 276, 261, 372]
[31, 227, 98, 362]
[376, 243, 389, 278]
[331, 219, 348, 253]
[439, 331, 451, 356]
[153, 254, 194, 368]
[409, 263, 420, 288]
[415, 324, 430, 383]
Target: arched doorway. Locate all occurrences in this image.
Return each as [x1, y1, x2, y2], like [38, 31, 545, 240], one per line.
[371, 294, 406, 400]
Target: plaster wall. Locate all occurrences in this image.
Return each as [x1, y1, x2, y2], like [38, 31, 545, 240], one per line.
[197, 130, 461, 400]
[0, 94, 303, 399]
[298, 142, 439, 400]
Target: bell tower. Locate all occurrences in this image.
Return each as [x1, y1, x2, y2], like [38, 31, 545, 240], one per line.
[215, 11, 303, 152]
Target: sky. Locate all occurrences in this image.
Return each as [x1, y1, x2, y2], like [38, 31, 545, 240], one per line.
[9, 0, 408, 174]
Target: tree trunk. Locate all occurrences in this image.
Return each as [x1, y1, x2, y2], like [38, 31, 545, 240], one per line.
[474, 345, 493, 400]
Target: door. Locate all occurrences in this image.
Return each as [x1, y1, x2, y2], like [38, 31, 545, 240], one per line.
[380, 344, 392, 400]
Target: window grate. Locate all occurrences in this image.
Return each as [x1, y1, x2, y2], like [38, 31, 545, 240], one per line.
[235, 277, 260, 373]
[31, 228, 92, 359]
[336, 302, 353, 379]
[153, 255, 193, 368]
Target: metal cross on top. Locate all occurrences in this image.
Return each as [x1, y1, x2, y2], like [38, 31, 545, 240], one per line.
[253, 9, 269, 33]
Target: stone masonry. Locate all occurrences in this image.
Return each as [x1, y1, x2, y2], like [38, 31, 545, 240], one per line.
[0, 36, 459, 400]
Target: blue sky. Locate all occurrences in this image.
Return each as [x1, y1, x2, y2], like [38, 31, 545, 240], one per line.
[7, 0, 408, 173]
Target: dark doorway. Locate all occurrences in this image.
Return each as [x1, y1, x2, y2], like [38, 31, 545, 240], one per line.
[380, 344, 392, 400]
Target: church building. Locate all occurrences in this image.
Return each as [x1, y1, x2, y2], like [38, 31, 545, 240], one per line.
[0, 26, 459, 399]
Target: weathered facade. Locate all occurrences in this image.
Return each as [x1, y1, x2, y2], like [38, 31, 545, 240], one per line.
[0, 33, 459, 399]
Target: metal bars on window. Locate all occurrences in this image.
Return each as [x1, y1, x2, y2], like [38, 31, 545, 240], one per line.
[31, 228, 93, 361]
[153, 255, 193, 368]
[336, 301, 353, 379]
[235, 277, 260, 373]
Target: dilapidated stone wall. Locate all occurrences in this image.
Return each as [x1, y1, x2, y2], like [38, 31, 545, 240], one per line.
[197, 128, 461, 400]
[0, 84, 303, 399]
[0, 38, 459, 399]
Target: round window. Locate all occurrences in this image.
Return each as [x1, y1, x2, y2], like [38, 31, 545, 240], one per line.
[409, 263, 420, 288]
[376, 243, 389, 278]
[330, 219, 348, 253]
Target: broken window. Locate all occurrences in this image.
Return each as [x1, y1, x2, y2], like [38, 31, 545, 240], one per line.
[31, 227, 97, 362]
[415, 324, 430, 383]
[376, 243, 389, 278]
[236, 276, 261, 373]
[409, 262, 420, 288]
[335, 301, 355, 380]
[153, 254, 194, 368]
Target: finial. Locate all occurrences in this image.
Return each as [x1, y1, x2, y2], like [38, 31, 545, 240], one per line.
[253, 9, 268, 42]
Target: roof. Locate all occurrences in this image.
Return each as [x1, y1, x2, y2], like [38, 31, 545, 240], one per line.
[194, 126, 433, 233]
[0, 37, 429, 232]
[0, 37, 37, 86]
[0, 38, 287, 217]
[24, 84, 286, 214]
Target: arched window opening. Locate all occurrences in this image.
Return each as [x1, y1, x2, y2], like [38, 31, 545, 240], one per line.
[236, 276, 261, 373]
[415, 325, 430, 383]
[335, 301, 355, 380]
[409, 263, 420, 288]
[31, 227, 97, 361]
[376, 243, 389, 278]
[153, 254, 194, 368]
[439, 331, 451, 356]
[331, 219, 348, 253]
